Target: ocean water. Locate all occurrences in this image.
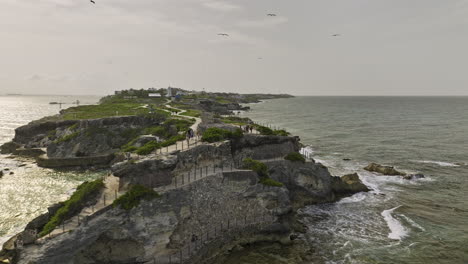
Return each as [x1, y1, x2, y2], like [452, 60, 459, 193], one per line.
[242, 97, 468, 264]
[0, 95, 103, 246]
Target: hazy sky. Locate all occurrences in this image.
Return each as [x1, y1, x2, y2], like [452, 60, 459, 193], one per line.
[1, 0, 468, 96]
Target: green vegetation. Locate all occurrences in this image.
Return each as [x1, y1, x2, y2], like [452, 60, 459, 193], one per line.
[242, 158, 283, 187]
[273, 129, 290, 136]
[255, 125, 274, 135]
[47, 129, 57, 139]
[60, 103, 169, 120]
[255, 125, 290, 136]
[221, 116, 252, 126]
[68, 123, 79, 131]
[260, 177, 284, 187]
[201, 127, 243, 143]
[39, 179, 104, 237]
[164, 118, 194, 132]
[135, 140, 160, 155]
[160, 134, 186, 147]
[55, 131, 80, 144]
[284, 152, 305, 163]
[242, 158, 269, 178]
[113, 185, 160, 210]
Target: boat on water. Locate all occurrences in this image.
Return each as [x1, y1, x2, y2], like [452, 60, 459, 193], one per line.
[49, 102, 60, 105]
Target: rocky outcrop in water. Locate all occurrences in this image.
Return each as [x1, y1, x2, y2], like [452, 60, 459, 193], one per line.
[364, 163, 406, 176]
[331, 173, 370, 195]
[0, 141, 22, 154]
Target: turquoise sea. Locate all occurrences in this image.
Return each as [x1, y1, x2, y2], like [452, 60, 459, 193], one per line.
[243, 96, 468, 264]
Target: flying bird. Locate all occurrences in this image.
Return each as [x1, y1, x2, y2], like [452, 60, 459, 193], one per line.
[90, 0, 95, 3]
[267, 14, 277, 16]
[218, 33, 229, 36]
[332, 34, 341, 37]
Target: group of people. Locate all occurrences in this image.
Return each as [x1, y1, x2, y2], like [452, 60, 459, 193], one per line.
[240, 125, 254, 134]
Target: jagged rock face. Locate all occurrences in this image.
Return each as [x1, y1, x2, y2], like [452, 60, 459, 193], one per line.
[364, 162, 406, 176]
[13, 119, 77, 146]
[16, 173, 290, 264]
[266, 160, 336, 208]
[331, 173, 370, 195]
[0, 141, 22, 154]
[112, 156, 178, 189]
[74, 229, 145, 264]
[46, 116, 164, 158]
[232, 135, 300, 161]
[175, 142, 232, 171]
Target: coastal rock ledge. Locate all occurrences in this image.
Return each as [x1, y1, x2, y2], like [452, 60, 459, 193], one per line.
[2, 135, 369, 264]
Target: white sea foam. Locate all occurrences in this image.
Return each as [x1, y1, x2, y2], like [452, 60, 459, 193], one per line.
[381, 206, 408, 240]
[401, 215, 426, 232]
[412, 160, 460, 167]
[338, 192, 368, 204]
[300, 146, 314, 156]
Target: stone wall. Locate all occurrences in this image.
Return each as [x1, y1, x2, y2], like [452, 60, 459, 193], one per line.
[16, 172, 291, 264]
[36, 154, 115, 168]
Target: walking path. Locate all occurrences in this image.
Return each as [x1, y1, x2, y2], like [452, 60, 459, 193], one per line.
[35, 103, 302, 245]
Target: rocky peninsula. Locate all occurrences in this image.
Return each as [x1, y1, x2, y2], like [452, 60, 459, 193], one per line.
[0, 89, 368, 264]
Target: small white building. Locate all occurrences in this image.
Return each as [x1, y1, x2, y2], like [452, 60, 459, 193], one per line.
[149, 93, 161, 98]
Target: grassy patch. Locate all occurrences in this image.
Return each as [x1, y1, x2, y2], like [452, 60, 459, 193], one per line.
[55, 131, 80, 144]
[284, 152, 305, 163]
[201, 127, 243, 143]
[60, 103, 150, 120]
[39, 179, 104, 237]
[113, 185, 160, 210]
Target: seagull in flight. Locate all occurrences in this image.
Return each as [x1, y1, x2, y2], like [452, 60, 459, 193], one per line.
[267, 14, 277, 16]
[90, 0, 95, 3]
[332, 34, 341, 37]
[218, 33, 229, 37]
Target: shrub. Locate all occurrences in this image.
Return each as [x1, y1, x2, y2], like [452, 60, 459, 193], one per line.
[136, 140, 160, 155]
[55, 131, 80, 144]
[163, 119, 194, 132]
[160, 134, 186, 147]
[39, 179, 104, 236]
[242, 158, 269, 178]
[273, 129, 290, 136]
[202, 127, 244, 143]
[113, 185, 160, 210]
[284, 152, 305, 163]
[260, 178, 284, 187]
[144, 126, 170, 138]
[255, 125, 274, 135]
